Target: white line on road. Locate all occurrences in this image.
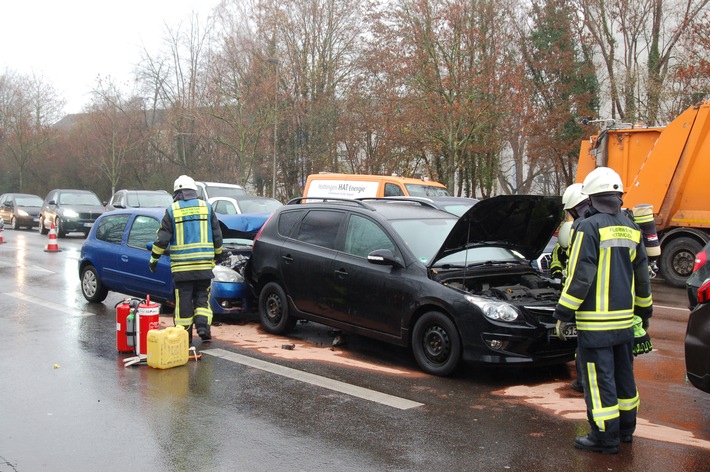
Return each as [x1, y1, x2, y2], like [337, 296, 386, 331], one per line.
[204, 348, 424, 410]
[655, 304, 690, 312]
[6, 291, 96, 317]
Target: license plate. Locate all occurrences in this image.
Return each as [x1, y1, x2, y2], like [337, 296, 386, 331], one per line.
[83, 222, 94, 228]
[550, 324, 577, 339]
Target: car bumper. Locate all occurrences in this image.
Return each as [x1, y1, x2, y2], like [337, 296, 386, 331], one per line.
[210, 281, 251, 315]
[60, 217, 97, 232]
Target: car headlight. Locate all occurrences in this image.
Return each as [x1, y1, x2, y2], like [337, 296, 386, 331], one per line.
[18, 209, 29, 217]
[212, 264, 243, 283]
[465, 295, 520, 322]
[63, 209, 79, 218]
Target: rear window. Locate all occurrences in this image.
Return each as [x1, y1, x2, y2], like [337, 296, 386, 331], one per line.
[96, 214, 130, 244]
[294, 210, 344, 250]
[277, 210, 305, 237]
[204, 185, 247, 198]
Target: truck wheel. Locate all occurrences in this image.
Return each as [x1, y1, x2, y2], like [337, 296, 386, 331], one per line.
[659, 237, 703, 288]
[412, 311, 461, 376]
[258, 282, 297, 334]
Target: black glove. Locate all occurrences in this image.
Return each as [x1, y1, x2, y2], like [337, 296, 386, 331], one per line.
[642, 318, 650, 330]
[149, 257, 158, 273]
[633, 333, 653, 356]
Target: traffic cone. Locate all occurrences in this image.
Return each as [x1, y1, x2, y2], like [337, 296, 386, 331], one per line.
[44, 221, 62, 252]
[0, 226, 5, 244]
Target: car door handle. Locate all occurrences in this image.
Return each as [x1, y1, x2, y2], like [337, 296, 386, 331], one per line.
[281, 254, 294, 263]
[121, 255, 129, 262]
[334, 268, 349, 278]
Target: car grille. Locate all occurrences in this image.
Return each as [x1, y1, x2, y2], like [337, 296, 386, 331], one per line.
[79, 212, 101, 220]
[523, 305, 556, 325]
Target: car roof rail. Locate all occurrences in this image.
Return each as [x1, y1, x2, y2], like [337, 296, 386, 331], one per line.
[287, 197, 376, 210]
[357, 196, 440, 210]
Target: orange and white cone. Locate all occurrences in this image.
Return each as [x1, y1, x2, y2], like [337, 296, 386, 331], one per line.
[44, 221, 62, 252]
[0, 226, 5, 244]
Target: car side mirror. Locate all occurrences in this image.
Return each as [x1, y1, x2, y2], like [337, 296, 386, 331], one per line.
[48, 200, 57, 206]
[367, 249, 402, 268]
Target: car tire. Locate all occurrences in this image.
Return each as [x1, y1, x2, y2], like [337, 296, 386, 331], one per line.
[81, 265, 108, 303]
[10, 217, 17, 230]
[659, 237, 703, 288]
[258, 281, 297, 334]
[39, 216, 49, 235]
[412, 311, 462, 376]
[56, 218, 66, 238]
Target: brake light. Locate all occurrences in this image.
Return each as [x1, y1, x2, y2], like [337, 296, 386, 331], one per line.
[253, 214, 274, 247]
[697, 279, 710, 304]
[693, 250, 707, 273]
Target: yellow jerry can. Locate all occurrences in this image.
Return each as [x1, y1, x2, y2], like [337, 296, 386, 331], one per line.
[147, 327, 189, 369]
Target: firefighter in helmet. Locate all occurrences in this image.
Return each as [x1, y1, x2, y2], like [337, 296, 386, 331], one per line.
[553, 167, 653, 454]
[149, 175, 226, 342]
[549, 183, 589, 282]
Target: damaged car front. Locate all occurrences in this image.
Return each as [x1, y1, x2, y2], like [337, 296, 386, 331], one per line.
[426, 195, 576, 366]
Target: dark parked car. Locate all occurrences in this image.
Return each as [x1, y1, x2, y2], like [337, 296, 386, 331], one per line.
[39, 189, 105, 237]
[686, 241, 710, 309]
[79, 207, 268, 316]
[210, 196, 283, 215]
[0, 193, 43, 229]
[685, 277, 710, 393]
[106, 189, 172, 212]
[247, 195, 574, 376]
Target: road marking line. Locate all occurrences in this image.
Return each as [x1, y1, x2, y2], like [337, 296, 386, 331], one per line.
[6, 291, 96, 317]
[204, 348, 424, 410]
[655, 304, 689, 312]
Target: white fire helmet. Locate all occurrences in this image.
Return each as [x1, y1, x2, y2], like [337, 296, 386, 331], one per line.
[581, 167, 623, 195]
[173, 175, 197, 192]
[562, 183, 586, 210]
[557, 220, 573, 249]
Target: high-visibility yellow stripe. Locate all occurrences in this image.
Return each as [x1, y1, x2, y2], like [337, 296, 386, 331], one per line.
[597, 247, 611, 312]
[599, 226, 641, 244]
[618, 392, 640, 411]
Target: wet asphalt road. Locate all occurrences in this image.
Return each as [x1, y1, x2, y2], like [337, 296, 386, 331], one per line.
[0, 229, 708, 472]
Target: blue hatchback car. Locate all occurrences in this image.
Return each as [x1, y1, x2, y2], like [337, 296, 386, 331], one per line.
[79, 207, 268, 316]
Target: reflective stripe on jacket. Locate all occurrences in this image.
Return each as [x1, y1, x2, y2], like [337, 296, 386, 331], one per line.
[168, 199, 216, 273]
[555, 209, 652, 347]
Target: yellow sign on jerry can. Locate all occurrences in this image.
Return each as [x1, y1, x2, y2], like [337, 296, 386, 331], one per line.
[147, 327, 189, 369]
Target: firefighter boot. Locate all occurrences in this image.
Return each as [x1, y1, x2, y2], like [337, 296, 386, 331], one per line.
[574, 434, 619, 454]
[195, 320, 211, 341]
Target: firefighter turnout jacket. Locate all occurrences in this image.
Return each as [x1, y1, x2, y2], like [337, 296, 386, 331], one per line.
[151, 197, 224, 282]
[554, 208, 653, 348]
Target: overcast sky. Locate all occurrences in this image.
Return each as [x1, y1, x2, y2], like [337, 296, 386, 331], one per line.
[1, 0, 221, 115]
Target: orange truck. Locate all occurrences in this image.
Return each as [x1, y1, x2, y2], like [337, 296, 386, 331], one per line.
[577, 101, 710, 287]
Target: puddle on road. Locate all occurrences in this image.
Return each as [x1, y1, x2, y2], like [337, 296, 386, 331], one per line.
[497, 382, 710, 451]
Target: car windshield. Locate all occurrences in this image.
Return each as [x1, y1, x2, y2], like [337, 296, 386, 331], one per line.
[404, 184, 450, 197]
[206, 185, 247, 198]
[389, 217, 457, 263]
[15, 196, 43, 206]
[433, 246, 526, 267]
[59, 192, 102, 205]
[238, 199, 282, 214]
[126, 192, 172, 208]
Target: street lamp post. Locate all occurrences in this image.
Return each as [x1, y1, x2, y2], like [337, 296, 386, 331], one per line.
[267, 57, 280, 199]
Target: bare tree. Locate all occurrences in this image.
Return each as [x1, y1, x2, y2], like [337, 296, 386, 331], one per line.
[0, 71, 64, 192]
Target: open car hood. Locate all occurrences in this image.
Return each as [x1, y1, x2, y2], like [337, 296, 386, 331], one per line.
[431, 195, 563, 264]
[217, 212, 270, 239]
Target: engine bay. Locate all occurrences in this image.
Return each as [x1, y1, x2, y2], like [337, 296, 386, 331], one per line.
[441, 272, 560, 303]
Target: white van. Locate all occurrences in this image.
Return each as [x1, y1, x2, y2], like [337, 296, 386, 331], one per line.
[195, 181, 247, 201]
[303, 173, 449, 199]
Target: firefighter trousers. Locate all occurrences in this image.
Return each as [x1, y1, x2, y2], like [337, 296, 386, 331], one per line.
[174, 279, 213, 329]
[578, 341, 639, 444]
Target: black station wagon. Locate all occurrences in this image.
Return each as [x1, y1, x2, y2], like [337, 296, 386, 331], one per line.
[247, 195, 575, 376]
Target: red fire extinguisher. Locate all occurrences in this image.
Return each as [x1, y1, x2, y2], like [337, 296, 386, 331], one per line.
[116, 298, 141, 353]
[136, 295, 160, 356]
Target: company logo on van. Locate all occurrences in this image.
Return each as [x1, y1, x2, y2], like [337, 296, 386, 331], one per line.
[310, 180, 380, 198]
